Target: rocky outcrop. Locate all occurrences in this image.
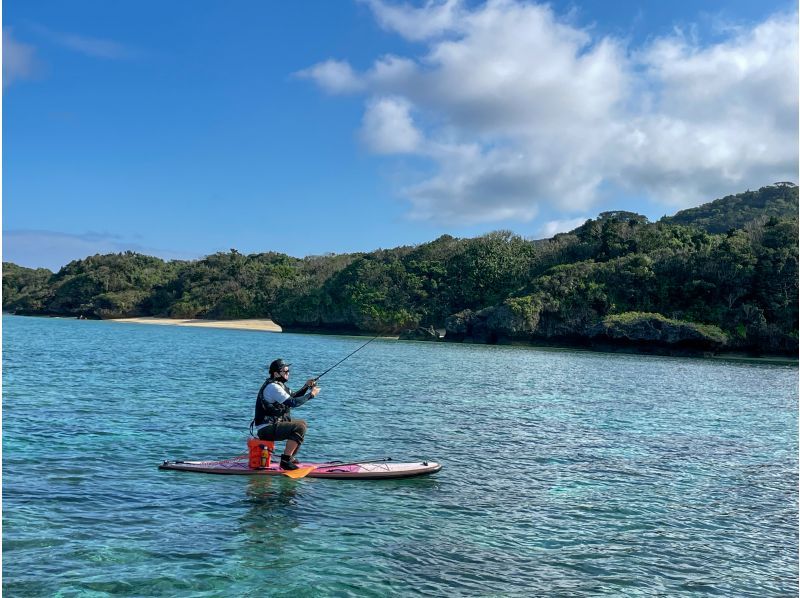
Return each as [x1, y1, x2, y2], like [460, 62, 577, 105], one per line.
[399, 326, 441, 341]
[271, 294, 362, 333]
[445, 304, 729, 354]
[588, 312, 729, 351]
[444, 297, 544, 344]
[444, 309, 477, 342]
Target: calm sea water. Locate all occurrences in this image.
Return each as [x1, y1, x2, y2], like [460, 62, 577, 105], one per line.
[3, 314, 798, 596]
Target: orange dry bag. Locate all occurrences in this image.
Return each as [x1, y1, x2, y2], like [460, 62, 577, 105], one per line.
[247, 438, 274, 469]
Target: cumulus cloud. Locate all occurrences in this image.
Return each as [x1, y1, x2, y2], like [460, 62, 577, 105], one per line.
[617, 16, 799, 204]
[537, 217, 590, 238]
[3, 28, 38, 87]
[295, 59, 364, 94]
[362, 0, 464, 41]
[360, 97, 422, 153]
[301, 0, 798, 224]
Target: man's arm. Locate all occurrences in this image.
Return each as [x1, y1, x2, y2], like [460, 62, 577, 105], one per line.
[291, 378, 317, 398]
[265, 382, 314, 408]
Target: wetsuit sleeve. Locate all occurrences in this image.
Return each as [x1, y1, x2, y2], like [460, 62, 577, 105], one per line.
[264, 382, 313, 408]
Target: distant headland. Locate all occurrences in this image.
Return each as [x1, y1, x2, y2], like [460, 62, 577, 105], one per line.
[4, 183, 798, 358]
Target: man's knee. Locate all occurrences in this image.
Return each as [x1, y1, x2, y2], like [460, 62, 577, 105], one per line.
[289, 420, 307, 444]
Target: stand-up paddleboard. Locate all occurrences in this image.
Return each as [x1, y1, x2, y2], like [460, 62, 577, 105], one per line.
[158, 457, 442, 480]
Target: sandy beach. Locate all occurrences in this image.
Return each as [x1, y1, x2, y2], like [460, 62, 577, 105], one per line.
[111, 317, 282, 332]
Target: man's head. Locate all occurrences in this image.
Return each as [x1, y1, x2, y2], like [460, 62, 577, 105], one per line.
[269, 358, 291, 380]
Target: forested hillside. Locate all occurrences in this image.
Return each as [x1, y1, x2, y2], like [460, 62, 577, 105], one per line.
[661, 182, 798, 233]
[4, 184, 798, 355]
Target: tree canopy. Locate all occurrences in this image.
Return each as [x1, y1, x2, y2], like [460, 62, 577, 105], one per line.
[4, 184, 797, 355]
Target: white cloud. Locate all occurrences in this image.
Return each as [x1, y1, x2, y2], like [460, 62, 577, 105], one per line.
[301, 1, 799, 224]
[29, 24, 137, 60]
[615, 15, 799, 205]
[56, 33, 134, 60]
[368, 54, 417, 87]
[362, 0, 464, 41]
[3, 28, 38, 87]
[295, 59, 364, 94]
[403, 142, 580, 223]
[537, 217, 589, 238]
[360, 97, 422, 153]
[3, 25, 137, 88]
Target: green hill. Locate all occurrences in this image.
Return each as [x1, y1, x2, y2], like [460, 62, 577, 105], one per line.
[660, 182, 798, 233]
[4, 184, 798, 356]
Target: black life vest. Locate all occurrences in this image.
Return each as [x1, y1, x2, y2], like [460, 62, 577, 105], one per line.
[253, 379, 290, 426]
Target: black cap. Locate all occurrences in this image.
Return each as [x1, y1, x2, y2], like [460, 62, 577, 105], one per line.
[269, 359, 290, 374]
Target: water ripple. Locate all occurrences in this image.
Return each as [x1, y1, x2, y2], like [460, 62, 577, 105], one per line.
[3, 316, 798, 596]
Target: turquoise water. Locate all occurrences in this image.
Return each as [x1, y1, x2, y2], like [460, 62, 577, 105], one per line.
[3, 314, 798, 596]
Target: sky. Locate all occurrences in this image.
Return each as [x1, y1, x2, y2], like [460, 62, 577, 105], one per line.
[3, 0, 798, 271]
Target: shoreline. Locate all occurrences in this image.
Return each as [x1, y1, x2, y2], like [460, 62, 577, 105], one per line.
[4, 313, 797, 363]
[110, 317, 282, 332]
[286, 325, 797, 363]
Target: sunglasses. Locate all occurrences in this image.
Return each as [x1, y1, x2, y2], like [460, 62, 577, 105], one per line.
[281, 368, 290, 373]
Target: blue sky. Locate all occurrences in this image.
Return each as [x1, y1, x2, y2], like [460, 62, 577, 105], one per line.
[3, 0, 797, 271]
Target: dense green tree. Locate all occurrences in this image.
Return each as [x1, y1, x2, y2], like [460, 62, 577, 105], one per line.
[2, 262, 53, 313]
[661, 183, 798, 232]
[3, 184, 797, 354]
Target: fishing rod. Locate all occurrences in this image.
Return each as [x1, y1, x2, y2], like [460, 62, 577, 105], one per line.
[313, 332, 382, 382]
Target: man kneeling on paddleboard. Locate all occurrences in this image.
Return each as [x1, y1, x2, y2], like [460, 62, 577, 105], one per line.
[251, 359, 320, 470]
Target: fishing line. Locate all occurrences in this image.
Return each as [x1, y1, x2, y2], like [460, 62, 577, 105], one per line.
[314, 332, 382, 381]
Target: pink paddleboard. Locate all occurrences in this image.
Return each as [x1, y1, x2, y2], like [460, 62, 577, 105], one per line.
[158, 458, 442, 480]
